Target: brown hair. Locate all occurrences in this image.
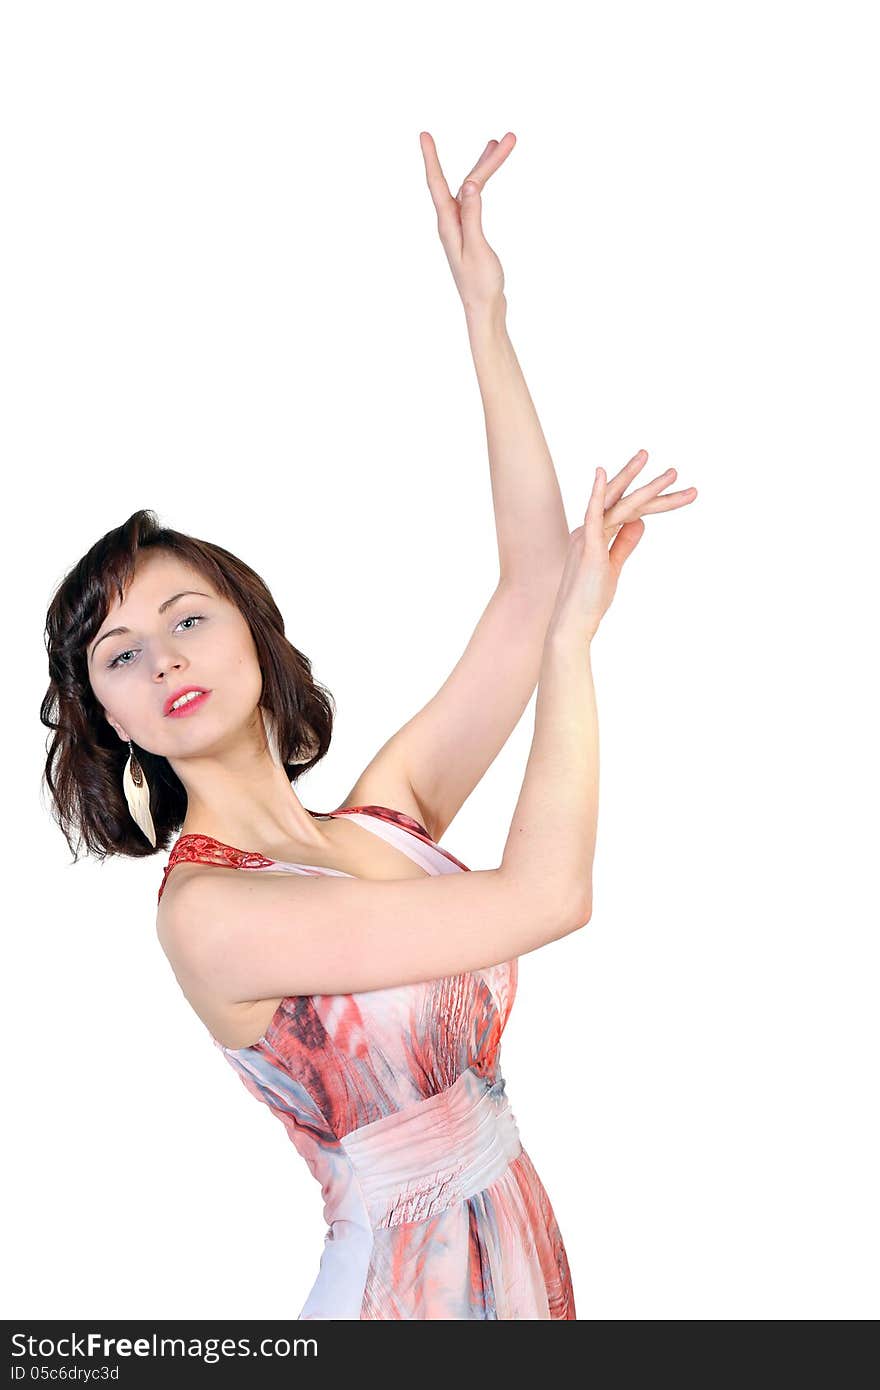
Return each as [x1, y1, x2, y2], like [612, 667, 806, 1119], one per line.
[41, 508, 335, 863]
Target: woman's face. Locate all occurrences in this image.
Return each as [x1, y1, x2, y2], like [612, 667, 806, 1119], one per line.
[87, 550, 264, 758]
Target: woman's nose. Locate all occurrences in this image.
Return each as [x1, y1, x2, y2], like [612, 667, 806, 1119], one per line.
[154, 656, 184, 681]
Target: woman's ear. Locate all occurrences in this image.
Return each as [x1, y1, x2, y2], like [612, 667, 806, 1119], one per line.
[105, 713, 131, 743]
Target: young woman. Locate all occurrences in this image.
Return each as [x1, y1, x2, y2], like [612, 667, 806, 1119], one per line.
[41, 132, 697, 1320]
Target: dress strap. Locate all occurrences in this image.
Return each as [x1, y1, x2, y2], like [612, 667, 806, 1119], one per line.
[330, 805, 469, 875]
[157, 835, 274, 904]
[156, 805, 471, 904]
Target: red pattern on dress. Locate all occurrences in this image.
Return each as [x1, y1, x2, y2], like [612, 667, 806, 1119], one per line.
[156, 804, 468, 904]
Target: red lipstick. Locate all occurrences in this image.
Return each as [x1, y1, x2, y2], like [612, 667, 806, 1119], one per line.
[164, 687, 212, 718]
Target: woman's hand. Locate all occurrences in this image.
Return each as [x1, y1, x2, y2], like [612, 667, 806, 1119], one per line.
[550, 450, 698, 643]
[419, 130, 516, 316]
[600, 448, 698, 546]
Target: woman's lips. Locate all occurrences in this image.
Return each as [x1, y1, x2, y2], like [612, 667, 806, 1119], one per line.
[166, 690, 212, 718]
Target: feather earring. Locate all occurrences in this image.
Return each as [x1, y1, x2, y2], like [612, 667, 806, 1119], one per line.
[123, 739, 157, 847]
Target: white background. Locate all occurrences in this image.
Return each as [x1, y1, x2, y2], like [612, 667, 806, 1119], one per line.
[3, 0, 877, 1321]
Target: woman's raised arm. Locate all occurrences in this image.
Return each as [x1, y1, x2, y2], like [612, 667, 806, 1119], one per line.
[157, 469, 635, 1002]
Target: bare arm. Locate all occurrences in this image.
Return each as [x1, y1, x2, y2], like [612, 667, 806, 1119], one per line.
[158, 626, 597, 1002]
[500, 627, 598, 900]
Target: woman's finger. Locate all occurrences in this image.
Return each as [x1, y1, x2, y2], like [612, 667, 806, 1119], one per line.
[475, 140, 497, 169]
[603, 448, 649, 507]
[585, 468, 607, 543]
[608, 519, 646, 576]
[605, 480, 697, 531]
[633, 487, 698, 516]
[455, 132, 517, 199]
[455, 141, 496, 200]
[419, 132, 457, 215]
[614, 465, 688, 513]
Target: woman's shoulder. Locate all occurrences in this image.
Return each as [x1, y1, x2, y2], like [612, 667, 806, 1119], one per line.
[155, 858, 230, 938]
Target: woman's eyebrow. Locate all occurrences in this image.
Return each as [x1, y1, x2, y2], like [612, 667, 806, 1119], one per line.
[89, 591, 213, 663]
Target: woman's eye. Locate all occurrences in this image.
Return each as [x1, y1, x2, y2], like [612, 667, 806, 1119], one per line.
[107, 614, 205, 669]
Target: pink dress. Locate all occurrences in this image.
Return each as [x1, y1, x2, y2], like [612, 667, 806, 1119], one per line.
[158, 804, 576, 1319]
